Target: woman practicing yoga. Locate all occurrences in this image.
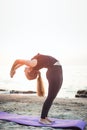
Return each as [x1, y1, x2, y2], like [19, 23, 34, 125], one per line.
[10, 53, 63, 125]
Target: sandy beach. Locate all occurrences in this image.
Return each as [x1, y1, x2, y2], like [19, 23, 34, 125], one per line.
[0, 94, 87, 130]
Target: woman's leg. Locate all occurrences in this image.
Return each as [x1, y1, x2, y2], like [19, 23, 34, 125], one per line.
[41, 81, 60, 119]
[40, 67, 63, 120]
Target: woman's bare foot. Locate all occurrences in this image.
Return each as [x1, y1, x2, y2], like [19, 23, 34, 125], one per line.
[39, 118, 51, 125]
[45, 117, 54, 123]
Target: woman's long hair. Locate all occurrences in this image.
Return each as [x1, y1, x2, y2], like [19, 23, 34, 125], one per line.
[37, 71, 45, 97]
[24, 67, 45, 96]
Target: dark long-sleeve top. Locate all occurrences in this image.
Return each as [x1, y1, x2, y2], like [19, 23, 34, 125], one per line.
[31, 53, 59, 70]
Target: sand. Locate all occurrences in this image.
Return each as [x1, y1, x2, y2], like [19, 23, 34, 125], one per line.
[0, 94, 87, 130]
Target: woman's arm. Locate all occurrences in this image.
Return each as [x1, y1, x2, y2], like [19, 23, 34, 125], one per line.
[10, 59, 25, 78]
[10, 59, 37, 78]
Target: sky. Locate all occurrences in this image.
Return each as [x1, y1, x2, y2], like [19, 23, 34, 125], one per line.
[0, 0, 87, 67]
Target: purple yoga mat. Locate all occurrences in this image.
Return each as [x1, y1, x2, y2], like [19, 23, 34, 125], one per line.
[0, 112, 86, 130]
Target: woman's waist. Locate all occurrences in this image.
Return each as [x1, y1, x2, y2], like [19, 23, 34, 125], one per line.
[48, 61, 62, 70]
[53, 61, 61, 66]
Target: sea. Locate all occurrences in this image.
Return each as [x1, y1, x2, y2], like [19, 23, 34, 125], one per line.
[0, 65, 87, 99]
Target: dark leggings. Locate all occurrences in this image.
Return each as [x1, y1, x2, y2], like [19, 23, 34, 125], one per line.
[41, 66, 63, 119]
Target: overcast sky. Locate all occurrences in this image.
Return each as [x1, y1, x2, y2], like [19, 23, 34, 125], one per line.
[0, 0, 87, 66]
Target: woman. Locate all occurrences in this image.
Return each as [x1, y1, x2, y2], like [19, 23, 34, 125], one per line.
[10, 53, 63, 125]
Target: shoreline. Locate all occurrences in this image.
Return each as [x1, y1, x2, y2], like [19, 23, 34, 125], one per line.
[0, 94, 87, 130]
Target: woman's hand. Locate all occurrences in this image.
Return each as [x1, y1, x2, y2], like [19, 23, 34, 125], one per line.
[10, 63, 22, 78]
[10, 59, 25, 78]
[10, 69, 16, 78]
